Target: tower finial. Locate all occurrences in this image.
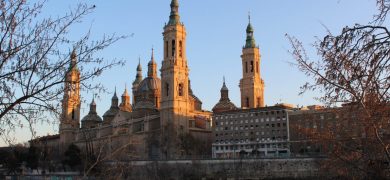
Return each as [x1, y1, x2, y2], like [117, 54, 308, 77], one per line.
[248, 11, 251, 24]
[124, 83, 129, 95]
[151, 47, 155, 61]
[137, 57, 142, 71]
[168, 0, 180, 25]
[69, 48, 78, 71]
[148, 47, 157, 77]
[245, 13, 256, 49]
[221, 76, 228, 91]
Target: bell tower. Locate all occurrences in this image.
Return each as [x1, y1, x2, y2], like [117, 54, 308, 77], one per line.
[160, 0, 191, 157]
[239, 15, 265, 108]
[60, 49, 81, 149]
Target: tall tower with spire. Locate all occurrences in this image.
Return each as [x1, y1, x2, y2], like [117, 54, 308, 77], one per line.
[160, 0, 191, 156]
[60, 49, 81, 149]
[239, 15, 265, 108]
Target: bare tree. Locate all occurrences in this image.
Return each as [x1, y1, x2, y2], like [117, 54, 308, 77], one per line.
[0, 0, 125, 144]
[287, 0, 390, 178]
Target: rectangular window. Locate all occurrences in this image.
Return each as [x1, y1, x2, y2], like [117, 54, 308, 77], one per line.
[179, 41, 183, 57]
[166, 83, 169, 97]
[172, 40, 176, 57]
[178, 83, 183, 96]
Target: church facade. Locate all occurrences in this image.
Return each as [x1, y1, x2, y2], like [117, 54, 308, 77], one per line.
[58, 0, 265, 160]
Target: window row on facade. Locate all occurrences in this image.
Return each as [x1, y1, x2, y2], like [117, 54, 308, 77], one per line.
[215, 136, 288, 144]
[215, 122, 287, 132]
[215, 117, 287, 127]
[214, 110, 286, 120]
[214, 143, 289, 151]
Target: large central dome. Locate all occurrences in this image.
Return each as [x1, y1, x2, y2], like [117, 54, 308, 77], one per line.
[138, 76, 161, 92]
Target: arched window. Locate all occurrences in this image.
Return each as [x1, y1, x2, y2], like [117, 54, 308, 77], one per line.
[250, 61, 254, 72]
[179, 41, 183, 57]
[246, 97, 250, 107]
[257, 97, 261, 107]
[171, 40, 176, 57]
[71, 108, 75, 120]
[256, 61, 259, 73]
[155, 97, 159, 108]
[165, 83, 169, 97]
[245, 62, 248, 73]
[178, 83, 183, 96]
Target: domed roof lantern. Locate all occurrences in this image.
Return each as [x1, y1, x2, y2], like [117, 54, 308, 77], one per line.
[168, 0, 181, 25]
[245, 12, 257, 49]
[221, 76, 229, 91]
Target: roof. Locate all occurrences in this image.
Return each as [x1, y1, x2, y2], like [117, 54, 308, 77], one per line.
[138, 76, 161, 92]
[103, 106, 119, 117]
[213, 106, 290, 115]
[82, 113, 103, 123]
[212, 101, 238, 113]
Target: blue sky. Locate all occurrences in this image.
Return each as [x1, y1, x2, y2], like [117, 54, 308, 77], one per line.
[2, 0, 378, 146]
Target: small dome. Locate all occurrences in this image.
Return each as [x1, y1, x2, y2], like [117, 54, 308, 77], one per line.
[81, 112, 103, 128]
[103, 107, 119, 118]
[212, 101, 238, 113]
[246, 23, 254, 33]
[138, 77, 161, 92]
[82, 113, 103, 123]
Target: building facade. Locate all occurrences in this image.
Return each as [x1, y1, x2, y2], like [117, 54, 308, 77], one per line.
[212, 106, 291, 158]
[52, 0, 330, 161]
[58, 0, 212, 160]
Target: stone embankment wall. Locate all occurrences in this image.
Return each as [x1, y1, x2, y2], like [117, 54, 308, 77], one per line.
[115, 158, 322, 179]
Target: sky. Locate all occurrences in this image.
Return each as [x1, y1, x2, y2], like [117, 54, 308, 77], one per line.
[1, 0, 379, 146]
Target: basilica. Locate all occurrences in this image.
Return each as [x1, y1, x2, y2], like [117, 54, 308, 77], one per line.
[58, 0, 265, 159]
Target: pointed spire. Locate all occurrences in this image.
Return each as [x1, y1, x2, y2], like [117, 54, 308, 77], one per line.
[91, 94, 96, 106]
[71, 48, 77, 60]
[148, 47, 157, 77]
[245, 12, 256, 49]
[168, 0, 180, 25]
[137, 57, 142, 71]
[221, 76, 228, 91]
[113, 87, 118, 100]
[248, 11, 251, 24]
[90, 95, 97, 113]
[149, 47, 156, 64]
[111, 87, 119, 108]
[69, 48, 78, 71]
[133, 57, 143, 86]
[123, 84, 129, 96]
